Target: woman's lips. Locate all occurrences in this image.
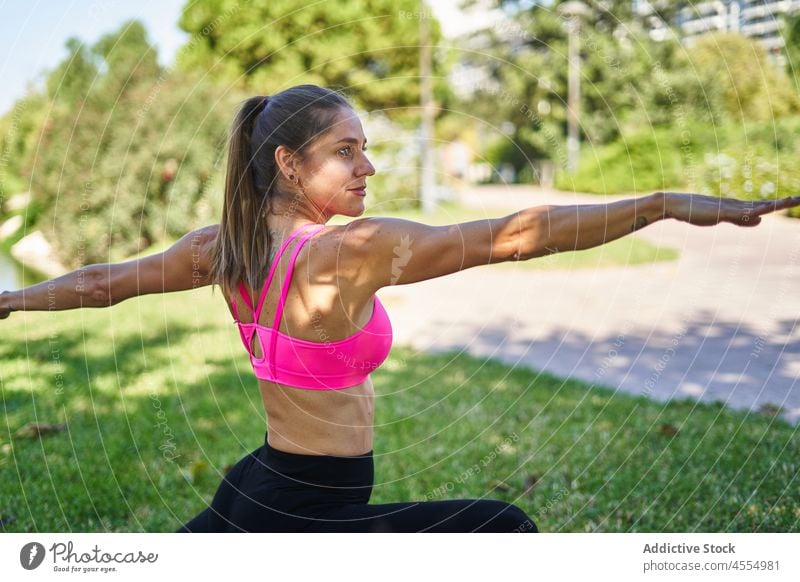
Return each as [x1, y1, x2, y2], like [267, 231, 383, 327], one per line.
[349, 188, 366, 196]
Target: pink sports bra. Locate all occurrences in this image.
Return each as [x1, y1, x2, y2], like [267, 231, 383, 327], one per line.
[230, 223, 393, 390]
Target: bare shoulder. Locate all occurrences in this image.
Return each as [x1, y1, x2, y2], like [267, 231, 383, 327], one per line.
[304, 220, 374, 283]
[182, 223, 219, 276]
[301, 218, 398, 292]
[190, 224, 219, 264]
[318, 216, 414, 260]
[196, 223, 220, 245]
[329, 216, 438, 250]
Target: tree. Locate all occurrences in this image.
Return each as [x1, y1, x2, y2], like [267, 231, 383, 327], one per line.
[0, 92, 49, 207]
[485, 0, 680, 35]
[175, 0, 447, 122]
[454, 1, 683, 173]
[689, 32, 800, 123]
[782, 12, 800, 91]
[27, 21, 234, 267]
[46, 38, 98, 107]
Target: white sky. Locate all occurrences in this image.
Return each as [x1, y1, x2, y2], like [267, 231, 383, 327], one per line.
[431, 0, 505, 38]
[0, 0, 499, 115]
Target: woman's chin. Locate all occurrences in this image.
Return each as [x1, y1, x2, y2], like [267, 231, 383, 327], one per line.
[341, 203, 366, 218]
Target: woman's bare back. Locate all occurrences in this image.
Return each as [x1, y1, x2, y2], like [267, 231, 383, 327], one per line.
[222, 224, 377, 456]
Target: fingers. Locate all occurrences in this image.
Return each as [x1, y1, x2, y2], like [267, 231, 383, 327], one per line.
[779, 195, 800, 208]
[725, 196, 800, 226]
[745, 197, 798, 217]
[749, 202, 777, 217]
[770, 195, 800, 208]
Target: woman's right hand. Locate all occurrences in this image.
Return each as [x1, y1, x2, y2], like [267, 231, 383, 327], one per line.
[663, 192, 800, 227]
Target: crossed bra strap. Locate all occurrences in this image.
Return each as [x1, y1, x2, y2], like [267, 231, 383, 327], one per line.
[266, 225, 325, 376]
[231, 223, 327, 377]
[231, 223, 319, 322]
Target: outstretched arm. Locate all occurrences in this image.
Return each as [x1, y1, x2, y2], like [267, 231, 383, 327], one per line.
[0, 224, 218, 317]
[343, 192, 800, 292]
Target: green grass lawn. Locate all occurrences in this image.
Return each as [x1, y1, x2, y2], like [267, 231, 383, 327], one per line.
[1, 289, 796, 533]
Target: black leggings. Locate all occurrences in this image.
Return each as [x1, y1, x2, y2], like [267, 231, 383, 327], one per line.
[176, 432, 538, 533]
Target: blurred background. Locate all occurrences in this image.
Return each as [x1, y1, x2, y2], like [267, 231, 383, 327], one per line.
[3, 0, 800, 285]
[2, 1, 800, 533]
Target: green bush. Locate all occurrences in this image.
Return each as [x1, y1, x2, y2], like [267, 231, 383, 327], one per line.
[698, 118, 800, 212]
[700, 146, 800, 203]
[552, 118, 800, 218]
[555, 128, 685, 194]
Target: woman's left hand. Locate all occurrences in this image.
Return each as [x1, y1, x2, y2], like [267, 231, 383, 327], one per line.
[663, 192, 800, 227]
[0, 291, 12, 319]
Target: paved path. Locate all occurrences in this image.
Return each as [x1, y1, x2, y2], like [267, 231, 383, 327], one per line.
[377, 186, 800, 425]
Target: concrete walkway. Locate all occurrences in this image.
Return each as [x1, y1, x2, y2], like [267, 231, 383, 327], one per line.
[377, 186, 800, 425]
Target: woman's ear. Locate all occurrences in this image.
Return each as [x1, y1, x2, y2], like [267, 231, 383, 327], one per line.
[275, 145, 301, 181]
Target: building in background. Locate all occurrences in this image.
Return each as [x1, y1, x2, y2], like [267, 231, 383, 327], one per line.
[738, 0, 800, 51]
[638, 1, 800, 62]
[447, 1, 800, 186]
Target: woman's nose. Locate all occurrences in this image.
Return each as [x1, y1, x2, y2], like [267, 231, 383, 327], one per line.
[360, 154, 376, 177]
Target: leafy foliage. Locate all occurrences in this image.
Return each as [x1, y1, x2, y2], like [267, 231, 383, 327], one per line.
[555, 127, 684, 194]
[25, 22, 234, 267]
[463, 1, 800, 202]
[453, 2, 700, 176]
[690, 33, 800, 123]
[2, 5, 459, 267]
[176, 0, 447, 124]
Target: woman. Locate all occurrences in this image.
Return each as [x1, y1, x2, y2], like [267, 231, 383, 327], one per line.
[2, 85, 798, 532]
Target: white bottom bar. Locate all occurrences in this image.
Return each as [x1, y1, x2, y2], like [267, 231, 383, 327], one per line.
[2, 533, 798, 581]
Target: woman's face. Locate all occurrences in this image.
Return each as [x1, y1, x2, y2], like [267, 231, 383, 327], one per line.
[292, 107, 376, 218]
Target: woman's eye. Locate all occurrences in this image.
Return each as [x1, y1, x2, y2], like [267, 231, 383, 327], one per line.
[338, 145, 367, 157]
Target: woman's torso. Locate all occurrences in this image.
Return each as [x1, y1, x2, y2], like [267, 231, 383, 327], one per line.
[222, 223, 378, 457]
